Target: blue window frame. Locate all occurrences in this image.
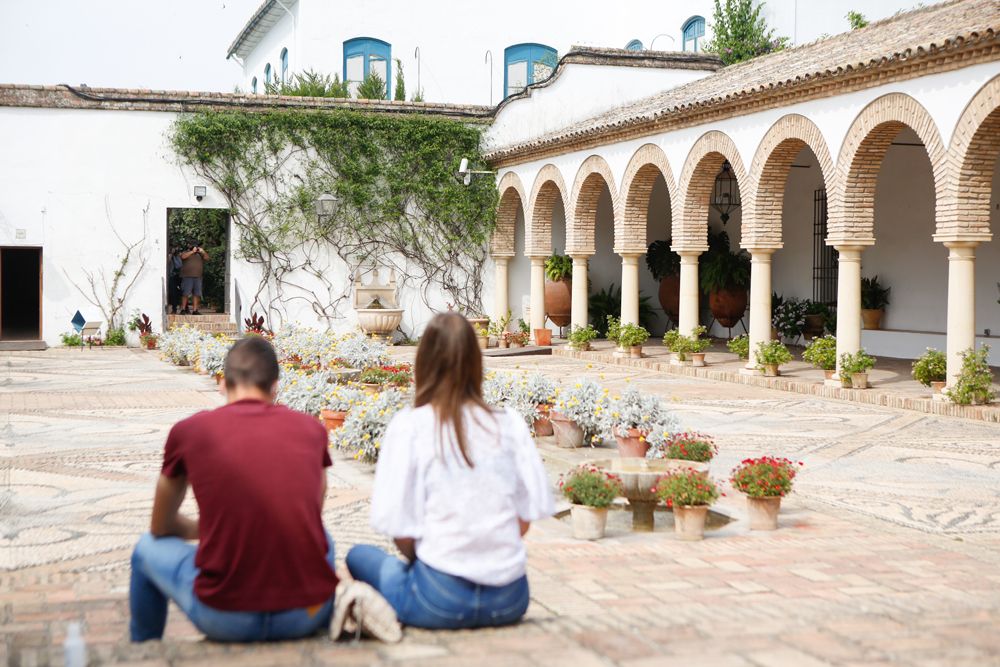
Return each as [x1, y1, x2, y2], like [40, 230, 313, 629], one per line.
[251, 77, 257, 94]
[264, 63, 272, 85]
[625, 39, 643, 51]
[503, 43, 557, 98]
[343, 37, 391, 99]
[682, 16, 706, 52]
[280, 48, 289, 83]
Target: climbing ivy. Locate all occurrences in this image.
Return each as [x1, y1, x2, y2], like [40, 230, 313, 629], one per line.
[170, 110, 497, 327]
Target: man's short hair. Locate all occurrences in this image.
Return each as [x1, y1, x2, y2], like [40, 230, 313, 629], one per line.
[224, 337, 280, 393]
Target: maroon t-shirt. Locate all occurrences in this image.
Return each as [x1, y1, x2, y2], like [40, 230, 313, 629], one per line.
[161, 399, 338, 611]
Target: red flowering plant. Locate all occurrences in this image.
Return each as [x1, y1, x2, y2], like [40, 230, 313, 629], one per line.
[653, 471, 720, 508]
[357, 363, 413, 387]
[558, 464, 623, 509]
[646, 430, 717, 463]
[729, 456, 802, 498]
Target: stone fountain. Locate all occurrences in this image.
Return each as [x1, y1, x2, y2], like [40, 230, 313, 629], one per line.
[353, 268, 404, 336]
[588, 457, 709, 532]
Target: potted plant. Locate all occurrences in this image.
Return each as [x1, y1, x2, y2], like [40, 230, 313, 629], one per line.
[912, 348, 947, 394]
[646, 239, 681, 325]
[755, 340, 792, 376]
[684, 326, 711, 366]
[663, 328, 681, 362]
[730, 456, 802, 530]
[617, 323, 650, 359]
[700, 231, 750, 328]
[654, 471, 720, 541]
[320, 385, 365, 432]
[772, 297, 806, 342]
[606, 315, 621, 349]
[803, 334, 837, 379]
[544, 252, 573, 328]
[861, 275, 890, 330]
[567, 324, 598, 352]
[945, 345, 996, 405]
[645, 431, 716, 462]
[559, 465, 624, 540]
[473, 322, 490, 350]
[489, 310, 512, 349]
[609, 388, 668, 457]
[332, 388, 408, 463]
[244, 312, 270, 335]
[551, 381, 611, 448]
[727, 334, 749, 360]
[465, 310, 490, 335]
[840, 349, 876, 389]
[802, 301, 829, 340]
[526, 373, 557, 437]
[140, 333, 159, 350]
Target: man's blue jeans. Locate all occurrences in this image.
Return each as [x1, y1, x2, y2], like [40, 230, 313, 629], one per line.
[345, 544, 529, 629]
[129, 533, 335, 642]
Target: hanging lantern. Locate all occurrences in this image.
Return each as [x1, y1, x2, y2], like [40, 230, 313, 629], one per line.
[711, 161, 741, 224]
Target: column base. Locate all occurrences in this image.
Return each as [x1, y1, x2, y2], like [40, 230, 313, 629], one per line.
[739, 367, 762, 377]
[824, 378, 845, 388]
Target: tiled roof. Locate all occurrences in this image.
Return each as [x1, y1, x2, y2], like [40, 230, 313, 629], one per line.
[485, 0, 1000, 161]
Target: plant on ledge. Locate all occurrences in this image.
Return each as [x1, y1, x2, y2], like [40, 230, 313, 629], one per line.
[654, 471, 719, 509]
[912, 348, 947, 388]
[617, 323, 650, 348]
[727, 333, 750, 360]
[671, 325, 711, 362]
[803, 334, 837, 372]
[567, 324, 598, 351]
[945, 345, 995, 405]
[544, 253, 572, 282]
[755, 340, 792, 375]
[705, 0, 789, 65]
[839, 349, 876, 389]
[861, 276, 891, 310]
[646, 430, 717, 462]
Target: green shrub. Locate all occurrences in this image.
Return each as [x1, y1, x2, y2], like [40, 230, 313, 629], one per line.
[803, 334, 837, 371]
[945, 346, 995, 405]
[356, 71, 387, 100]
[605, 315, 621, 343]
[861, 275, 890, 310]
[544, 252, 572, 281]
[663, 328, 681, 351]
[840, 349, 876, 375]
[617, 323, 650, 347]
[704, 0, 790, 65]
[105, 328, 127, 346]
[568, 324, 598, 349]
[755, 340, 792, 368]
[60, 332, 83, 347]
[727, 334, 749, 360]
[912, 348, 947, 386]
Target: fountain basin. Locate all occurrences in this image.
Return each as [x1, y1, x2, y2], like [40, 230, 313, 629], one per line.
[356, 308, 403, 336]
[587, 457, 709, 532]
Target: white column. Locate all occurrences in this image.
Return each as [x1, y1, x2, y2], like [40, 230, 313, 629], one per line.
[529, 256, 546, 333]
[571, 255, 589, 331]
[746, 249, 774, 371]
[492, 256, 510, 325]
[620, 254, 641, 325]
[678, 251, 701, 336]
[945, 242, 978, 387]
[833, 246, 863, 380]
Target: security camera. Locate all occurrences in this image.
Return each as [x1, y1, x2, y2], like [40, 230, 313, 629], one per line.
[457, 158, 471, 186]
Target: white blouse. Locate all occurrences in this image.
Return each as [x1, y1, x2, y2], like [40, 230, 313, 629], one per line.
[369, 404, 555, 587]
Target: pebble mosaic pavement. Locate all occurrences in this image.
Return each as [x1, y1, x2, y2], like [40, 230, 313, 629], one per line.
[2, 348, 1000, 666]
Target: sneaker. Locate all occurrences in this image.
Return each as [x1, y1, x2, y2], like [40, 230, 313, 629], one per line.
[191, 310, 201, 315]
[330, 581, 402, 643]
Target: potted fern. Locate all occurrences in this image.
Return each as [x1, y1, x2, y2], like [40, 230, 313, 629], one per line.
[861, 276, 890, 330]
[544, 251, 573, 328]
[840, 349, 876, 389]
[912, 348, 947, 394]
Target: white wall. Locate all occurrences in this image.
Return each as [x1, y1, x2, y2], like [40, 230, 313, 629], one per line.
[241, 5, 298, 93]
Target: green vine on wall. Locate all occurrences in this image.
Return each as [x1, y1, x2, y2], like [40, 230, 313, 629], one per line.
[169, 110, 497, 328]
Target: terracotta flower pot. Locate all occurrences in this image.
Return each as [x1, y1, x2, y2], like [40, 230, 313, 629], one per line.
[629, 345, 643, 359]
[803, 314, 825, 340]
[850, 372, 869, 389]
[145, 339, 157, 350]
[762, 363, 780, 377]
[534, 328, 552, 347]
[569, 341, 591, 352]
[690, 352, 706, 367]
[709, 287, 748, 328]
[544, 278, 572, 327]
[613, 426, 650, 458]
[673, 505, 709, 541]
[771, 326, 780, 340]
[658, 274, 681, 324]
[550, 412, 584, 448]
[498, 339, 509, 349]
[747, 496, 781, 531]
[823, 369, 836, 380]
[533, 402, 554, 437]
[931, 380, 947, 394]
[466, 317, 489, 331]
[861, 308, 884, 330]
[320, 409, 348, 432]
[570, 504, 608, 540]
[477, 335, 489, 350]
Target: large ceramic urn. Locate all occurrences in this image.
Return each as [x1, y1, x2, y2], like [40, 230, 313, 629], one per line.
[544, 278, 572, 327]
[658, 275, 681, 324]
[708, 287, 748, 328]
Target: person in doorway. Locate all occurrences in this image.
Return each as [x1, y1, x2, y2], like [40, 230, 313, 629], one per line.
[345, 312, 554, 630]
[129, 337, 338, 642]
[167, 245, 183, 315]
[179, 240, 209, 315]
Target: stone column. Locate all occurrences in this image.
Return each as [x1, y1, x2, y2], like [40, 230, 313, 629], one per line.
[620, 254, 641, 325]
[746, 248, 775, 372]
[571, 255, 589, 331]
[945, 242, 978, 386]
[833, 246, 863, 380]
[529, 256, 546, 333]
[678, 251, 701, 336]
[492, 256, 510, 325]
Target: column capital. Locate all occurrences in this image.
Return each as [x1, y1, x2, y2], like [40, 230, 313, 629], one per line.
[491, 254, 513, 264]
[826, 237, 875, 248]
[619, 253, 641, 262]
[934, 233, 991, 246]
[527, 255, 547, 263]
[676, 249, 703, 259]
[743, 246, 780, 256]
[673, 245, 708, 255]
[568, 253, 593, 260]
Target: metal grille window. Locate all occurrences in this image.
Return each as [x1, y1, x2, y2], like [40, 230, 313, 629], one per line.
[813, 188, 838, 304]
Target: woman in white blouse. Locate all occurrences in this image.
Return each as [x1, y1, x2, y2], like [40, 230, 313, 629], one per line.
[345, 312, 554, 629]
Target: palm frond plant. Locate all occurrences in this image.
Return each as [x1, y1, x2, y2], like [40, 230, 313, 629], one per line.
[588, 283, 656, 334]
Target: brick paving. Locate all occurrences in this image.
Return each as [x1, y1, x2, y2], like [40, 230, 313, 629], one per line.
[2, 348, 1000, 666]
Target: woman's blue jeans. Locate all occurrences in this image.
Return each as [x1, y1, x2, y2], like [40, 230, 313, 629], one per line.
[129, 532, 335, 642]
[345, 544, 529, 629]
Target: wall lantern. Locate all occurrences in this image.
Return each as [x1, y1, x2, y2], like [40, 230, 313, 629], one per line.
[193, 185, 207, 202]
[711, 161, 741, 224]
[315, 193, 339, 220]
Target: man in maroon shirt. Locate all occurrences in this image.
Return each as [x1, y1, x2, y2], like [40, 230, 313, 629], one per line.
[129, 336, 338, 642]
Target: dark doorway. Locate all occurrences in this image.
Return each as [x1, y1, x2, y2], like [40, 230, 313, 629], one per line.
[1, 248, 42, 340]
[166, 209, 230, 314]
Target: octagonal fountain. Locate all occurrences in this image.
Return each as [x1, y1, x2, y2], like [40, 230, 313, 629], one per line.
[588, 457, 709, 532]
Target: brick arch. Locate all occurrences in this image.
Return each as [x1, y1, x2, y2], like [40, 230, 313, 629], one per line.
[618, 144, 677, 255]
[526, 164, 569, 257]
[491, 171, 527, 257]
[676, 131, 748, 252]
[829, 93, 946, 245]
[567, 155, 618, 256]
[937, 75, 1000, 242]
[745, 114, 835, 248]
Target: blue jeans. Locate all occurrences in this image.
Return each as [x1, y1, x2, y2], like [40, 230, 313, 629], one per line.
[345, 544, 529, 630]
[129, 533, 335, 642]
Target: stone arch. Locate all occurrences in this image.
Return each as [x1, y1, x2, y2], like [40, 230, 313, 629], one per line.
[526, 164, 569, 257]
[829, 93, 946, 245]
[567, 155, 618, 256]
[618, 144, 678, 255]
[745, 114, 835, 248]
[937, 75, 1000, 242]
[676, 130, 748, 252]
[491, 171, 527, 257]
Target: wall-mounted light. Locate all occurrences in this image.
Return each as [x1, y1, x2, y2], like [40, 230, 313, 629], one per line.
[710, 161, 741, 224]
[315, 193, 339, 220]
[457, 158, 494, 186]
[193, 185, 207, 202]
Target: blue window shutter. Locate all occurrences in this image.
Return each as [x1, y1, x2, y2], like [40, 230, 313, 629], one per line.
[503, 43, 557, 98]
[280, 48, 288, 82]
[625, 39, 643, 51]
[251, 77, 257, 94]
[682, 16, 705, 51]
[343, 37, 392, 99]
[264, 63, 271, 85]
